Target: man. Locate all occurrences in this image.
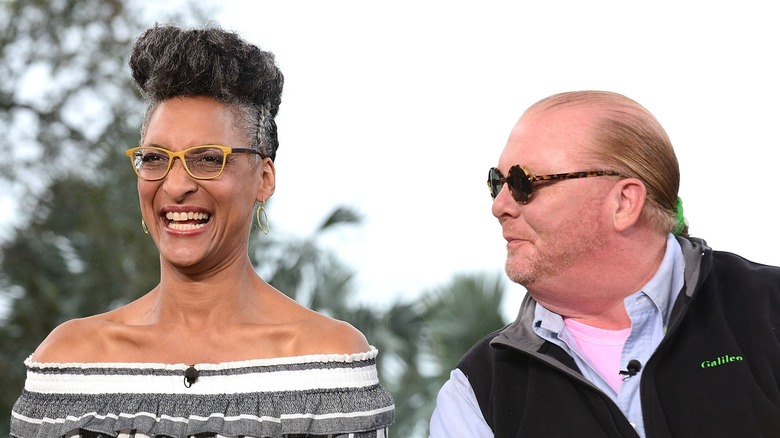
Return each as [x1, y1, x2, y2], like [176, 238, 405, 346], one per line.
[429, 91, 780, 437]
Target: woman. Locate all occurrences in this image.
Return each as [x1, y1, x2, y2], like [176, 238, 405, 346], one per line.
[11, 24, 394, 438]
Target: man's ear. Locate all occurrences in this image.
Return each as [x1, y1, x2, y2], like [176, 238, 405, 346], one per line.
[256, 157, 276, 203]
[611, 178, 646, 232]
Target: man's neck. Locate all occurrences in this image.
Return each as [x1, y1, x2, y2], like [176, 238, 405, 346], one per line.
[529, 233, 668, 329]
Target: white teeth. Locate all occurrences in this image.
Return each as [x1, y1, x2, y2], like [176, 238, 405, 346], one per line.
[165, 211, 210, 221]
[168, 222, 207, 231]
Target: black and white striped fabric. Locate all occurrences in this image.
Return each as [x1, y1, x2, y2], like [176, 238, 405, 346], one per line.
[11, 348, 394, 438]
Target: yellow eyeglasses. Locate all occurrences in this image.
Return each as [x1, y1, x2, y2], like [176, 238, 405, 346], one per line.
[125, 145, 262, 181]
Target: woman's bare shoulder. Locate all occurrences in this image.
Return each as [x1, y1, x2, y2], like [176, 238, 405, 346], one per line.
[296, 308, 371, 355]
[264, 287, 371, 356]
[29, 313, 117, 363]
[28, 295, 154, 364]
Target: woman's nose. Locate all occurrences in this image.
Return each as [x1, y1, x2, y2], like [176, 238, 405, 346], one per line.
[162, 158, 198, 199]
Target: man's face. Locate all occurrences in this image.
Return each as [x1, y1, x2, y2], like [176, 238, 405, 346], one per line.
[492, 107, 617, 292]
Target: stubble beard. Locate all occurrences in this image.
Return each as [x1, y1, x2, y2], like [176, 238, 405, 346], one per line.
[504, 208, 607, 289]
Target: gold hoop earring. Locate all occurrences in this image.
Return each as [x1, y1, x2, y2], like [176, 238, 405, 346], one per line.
[141, 219, 149, 234]
[256, 202, 270, 235]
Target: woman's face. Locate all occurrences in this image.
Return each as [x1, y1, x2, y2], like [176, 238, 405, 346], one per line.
[138, 96, 274, 273]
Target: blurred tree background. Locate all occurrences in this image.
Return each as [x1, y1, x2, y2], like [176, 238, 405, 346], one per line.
[0, 1, 508, 436]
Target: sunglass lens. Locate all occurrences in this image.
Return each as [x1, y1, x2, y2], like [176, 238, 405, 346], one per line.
[506, 165, 532, 204]
[487, 168, 504, 199]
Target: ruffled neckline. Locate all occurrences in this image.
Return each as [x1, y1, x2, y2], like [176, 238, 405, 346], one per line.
[25, 346, 379, 370]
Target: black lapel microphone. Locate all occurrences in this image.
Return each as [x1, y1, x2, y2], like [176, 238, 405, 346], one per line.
[184, 365, 199, 388]
[619, 359, 642, 378]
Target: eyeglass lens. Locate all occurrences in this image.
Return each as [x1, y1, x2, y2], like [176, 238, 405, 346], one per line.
[131, 146, 227, 180]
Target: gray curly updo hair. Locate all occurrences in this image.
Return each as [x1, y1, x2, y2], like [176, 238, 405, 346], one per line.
[129, 24, 284, 161]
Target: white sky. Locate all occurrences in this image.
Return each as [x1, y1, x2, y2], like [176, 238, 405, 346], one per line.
[211, 1, 780, 318]
[4, 2, 778, 320]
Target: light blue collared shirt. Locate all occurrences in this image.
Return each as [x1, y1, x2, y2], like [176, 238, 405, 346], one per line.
[532, 234, 685, 437]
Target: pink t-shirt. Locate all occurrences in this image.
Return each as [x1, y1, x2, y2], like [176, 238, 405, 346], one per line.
[563, 317, 631, 392]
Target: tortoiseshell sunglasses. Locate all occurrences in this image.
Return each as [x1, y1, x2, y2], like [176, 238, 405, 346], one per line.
[487, 165, 623, 204]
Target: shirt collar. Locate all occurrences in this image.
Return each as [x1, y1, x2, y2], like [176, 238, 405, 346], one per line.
[634, 233, 685, 327]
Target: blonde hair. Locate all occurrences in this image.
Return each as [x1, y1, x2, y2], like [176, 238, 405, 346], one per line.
[528, 91, 683, 235]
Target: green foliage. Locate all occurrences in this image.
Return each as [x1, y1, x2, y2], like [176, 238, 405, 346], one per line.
[1, 0, 142, 189]
[424, 274, 508, 372]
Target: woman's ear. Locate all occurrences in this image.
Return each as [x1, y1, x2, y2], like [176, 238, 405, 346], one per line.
[256, 157, 276, 203]
[611, 178, 646, 232]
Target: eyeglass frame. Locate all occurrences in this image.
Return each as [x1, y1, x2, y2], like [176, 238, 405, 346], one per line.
[125, 145, 264, 181]
[487, 164, 623, 204]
